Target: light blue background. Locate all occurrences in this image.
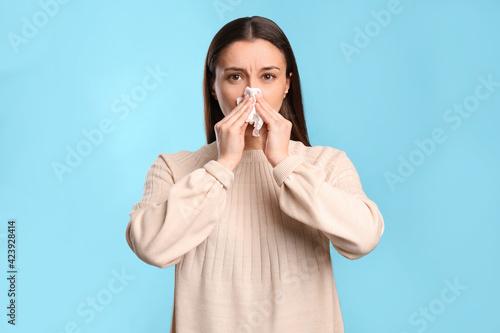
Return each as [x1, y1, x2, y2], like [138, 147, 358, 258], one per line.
[1, 0, 499, 332]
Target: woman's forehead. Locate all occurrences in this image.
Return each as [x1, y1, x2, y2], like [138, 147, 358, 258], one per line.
[218, 40, 286, 68]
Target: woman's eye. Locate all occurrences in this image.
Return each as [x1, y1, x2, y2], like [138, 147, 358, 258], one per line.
[228, 73, 275, 81]
[263, 74, 276, 80]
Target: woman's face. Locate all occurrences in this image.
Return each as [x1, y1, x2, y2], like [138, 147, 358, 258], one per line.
[211, 38, 291, 117]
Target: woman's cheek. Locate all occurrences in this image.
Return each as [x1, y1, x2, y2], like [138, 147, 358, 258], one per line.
[270, 96, 283, 112]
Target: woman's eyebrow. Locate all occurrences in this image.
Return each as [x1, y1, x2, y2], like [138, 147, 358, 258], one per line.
[224, 66, 281, 72]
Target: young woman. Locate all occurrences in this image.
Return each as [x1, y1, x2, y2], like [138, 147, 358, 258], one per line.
[126, 16, 384, 333]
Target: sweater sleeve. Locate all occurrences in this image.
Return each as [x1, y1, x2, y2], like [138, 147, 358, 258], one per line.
[272, 150, 384, 260]
[125, 154, 234, 268]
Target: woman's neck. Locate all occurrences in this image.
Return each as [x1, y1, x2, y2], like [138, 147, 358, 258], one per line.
[243, 126, 262, 150]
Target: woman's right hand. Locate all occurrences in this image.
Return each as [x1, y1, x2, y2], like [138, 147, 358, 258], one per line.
[214, 93, 255, 171]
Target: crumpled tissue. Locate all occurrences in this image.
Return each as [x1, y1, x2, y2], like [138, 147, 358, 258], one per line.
[236, 86, 264, 137]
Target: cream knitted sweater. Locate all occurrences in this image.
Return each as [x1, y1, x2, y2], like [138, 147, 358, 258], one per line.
[125, 139, 384, 332]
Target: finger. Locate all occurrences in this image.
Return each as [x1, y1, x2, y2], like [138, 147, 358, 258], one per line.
[217, 95, 251, 131]
[239, 118, 250, 132]
[235, 100, 256, 126]
[255, 95, 279, 121]
[256, 95, 279, 119]
[233, 93, 253, 114]
[221, 94, 252, 124]
[227, 99, 255, 128]
[255, 102, 276, 126]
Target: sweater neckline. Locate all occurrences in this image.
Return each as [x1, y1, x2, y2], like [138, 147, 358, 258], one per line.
[240, 148, 267, 161]
[198, 141, 272, 162]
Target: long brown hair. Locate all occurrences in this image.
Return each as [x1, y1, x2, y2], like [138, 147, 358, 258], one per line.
[202, 16, 311, 147]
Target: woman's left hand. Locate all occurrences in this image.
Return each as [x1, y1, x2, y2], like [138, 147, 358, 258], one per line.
[254, 94, 292, 168]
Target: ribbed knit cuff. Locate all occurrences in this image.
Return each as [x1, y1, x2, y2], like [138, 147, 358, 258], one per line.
[203, 160, 235, 190]
[273, 155, 306, 187]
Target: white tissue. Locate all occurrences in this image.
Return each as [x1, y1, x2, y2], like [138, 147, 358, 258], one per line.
[236, 86, 264, 137]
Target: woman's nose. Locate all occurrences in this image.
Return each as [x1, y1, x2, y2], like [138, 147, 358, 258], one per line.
[247, 76, 260, 89]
